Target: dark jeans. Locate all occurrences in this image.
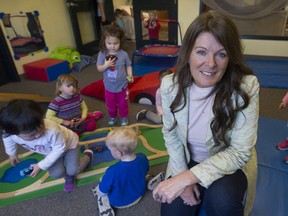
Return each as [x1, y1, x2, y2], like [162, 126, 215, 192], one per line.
[161, 160, 247, 216]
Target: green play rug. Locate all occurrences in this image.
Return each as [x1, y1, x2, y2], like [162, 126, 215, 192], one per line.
[0, 123, 168, 207]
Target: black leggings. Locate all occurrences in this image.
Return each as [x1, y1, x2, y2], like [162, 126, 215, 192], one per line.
[161, 160, 247, 216]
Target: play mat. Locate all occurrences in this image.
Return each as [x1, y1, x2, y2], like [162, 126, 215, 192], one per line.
[0, 123, 168, 207]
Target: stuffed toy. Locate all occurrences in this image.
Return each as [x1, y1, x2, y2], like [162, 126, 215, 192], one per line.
[49, 46, 81, 68]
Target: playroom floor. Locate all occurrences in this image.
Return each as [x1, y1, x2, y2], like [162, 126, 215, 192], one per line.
[0, 40, 287, 215]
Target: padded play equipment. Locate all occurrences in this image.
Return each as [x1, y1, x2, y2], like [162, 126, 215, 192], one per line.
[23, 58, 70, 82]
[132, 44, 180, 76]
[250, 117, 287, 216]
[81, 70, 175, 105]
[129, 71, 160, 105]
[245, 55, 288, 89]
[199, 117, 288, 216]
[80, 76, 142, 102]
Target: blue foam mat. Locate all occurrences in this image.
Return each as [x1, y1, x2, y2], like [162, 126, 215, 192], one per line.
[200, 117, 287, 216]
[250, 117, 288, 216]
[246, 58, 288, 89]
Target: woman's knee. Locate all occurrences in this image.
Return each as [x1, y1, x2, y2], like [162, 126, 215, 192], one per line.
[203, 170, 247, 216]
[161, 197, 198, 216]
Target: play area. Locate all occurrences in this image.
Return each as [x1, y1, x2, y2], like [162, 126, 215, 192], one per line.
[0, 117, 287, 216]
[1, 2, 288, 215]
[132, 44, 180, 76]
[0, 123, 167, 207]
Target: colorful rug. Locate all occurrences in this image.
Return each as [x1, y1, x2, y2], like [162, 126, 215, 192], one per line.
[0, 123, 168, 207]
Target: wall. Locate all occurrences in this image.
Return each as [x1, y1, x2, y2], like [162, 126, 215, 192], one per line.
[0, 0, 75, 74]
[1, 0, 288, 75]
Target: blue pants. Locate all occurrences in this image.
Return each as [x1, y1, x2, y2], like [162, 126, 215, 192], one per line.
[161, 160, 247, 216]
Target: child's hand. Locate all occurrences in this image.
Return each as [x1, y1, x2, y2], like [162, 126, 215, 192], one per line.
[9, 155, 20, 166]
[105, 55, 117, 70]
[62, 120, 72, 127]
[279, 101, 287, 109]
[104, 57, 115, 68]
[30, 163, 42, 177]
[127, 76, 134, 83]
[73, 118, 83, 127]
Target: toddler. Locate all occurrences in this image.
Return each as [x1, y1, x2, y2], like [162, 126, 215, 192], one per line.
[97, 25, 133, 127]
[144, 10, 161, 44]
[46, 74, 103, 135]
[92, 127, 149, 216]
[0, 99, 93, 192]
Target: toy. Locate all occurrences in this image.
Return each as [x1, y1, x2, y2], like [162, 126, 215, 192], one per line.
[20, 167, 33, 176]
[105, 55, 118, 70]
[126, 76, 132, 83]
[49, 46, 81, 68]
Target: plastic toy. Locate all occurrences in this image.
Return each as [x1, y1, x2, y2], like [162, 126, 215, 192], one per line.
[106, 55, 118, 70]
[20, 167, 33, 176]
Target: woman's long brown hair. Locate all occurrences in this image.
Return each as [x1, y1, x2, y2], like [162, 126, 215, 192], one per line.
[170, 11, 253, 147]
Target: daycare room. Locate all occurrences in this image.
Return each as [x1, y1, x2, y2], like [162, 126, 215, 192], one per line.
[0, 0, 287, 216]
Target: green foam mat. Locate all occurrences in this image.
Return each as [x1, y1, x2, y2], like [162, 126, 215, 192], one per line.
[0, 124, 168, 207]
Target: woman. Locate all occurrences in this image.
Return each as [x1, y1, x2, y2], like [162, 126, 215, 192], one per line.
[153, 11, 259, 216]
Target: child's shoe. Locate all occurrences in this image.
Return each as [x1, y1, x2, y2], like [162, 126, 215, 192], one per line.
[121, 118, 128, 126]
[64, 176, 76, 192]
[83, 149, 94, 168]
[91, 186, 98, 197]
[88, 111, 104, 120]
[108, 118, 116, 127]
[284, 156, 288, 164]
[136, 109, 147, 121]
[97, 196, 115, 216]
[147, 172, 165, 190]
[276, 140, 288, 151]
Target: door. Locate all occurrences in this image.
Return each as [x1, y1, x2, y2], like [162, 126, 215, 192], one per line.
[66, 0, 100, 56]
[0, 25, 20, 86]
[133, 0, 178, 49]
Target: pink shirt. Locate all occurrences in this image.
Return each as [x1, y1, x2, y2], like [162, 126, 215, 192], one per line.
[187, 84, 215, 163]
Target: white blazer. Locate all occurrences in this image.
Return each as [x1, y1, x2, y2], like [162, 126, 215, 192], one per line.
[161, 74, 259, 216]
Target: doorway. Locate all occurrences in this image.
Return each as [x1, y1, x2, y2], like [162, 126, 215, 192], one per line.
[132, 0, 178, 49]
[66, 0, 100, 56]
[0, 25, 20, 86]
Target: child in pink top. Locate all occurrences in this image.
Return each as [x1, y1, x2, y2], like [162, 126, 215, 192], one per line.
[276, 92, 288, 163]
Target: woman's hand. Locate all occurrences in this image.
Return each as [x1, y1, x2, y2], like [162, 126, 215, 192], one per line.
[9, 155, 20, 166]
[153, 170, 197, 204]
[30, 163, 42, 177]
[180, 184, 201, 206]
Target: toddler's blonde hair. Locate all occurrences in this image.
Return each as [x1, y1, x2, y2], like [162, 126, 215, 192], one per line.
[55, 74, 79, 95]
[105, 126, 138, 154]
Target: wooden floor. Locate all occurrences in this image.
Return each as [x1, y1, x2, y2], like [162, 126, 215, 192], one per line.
[0, 93, 52, 102]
